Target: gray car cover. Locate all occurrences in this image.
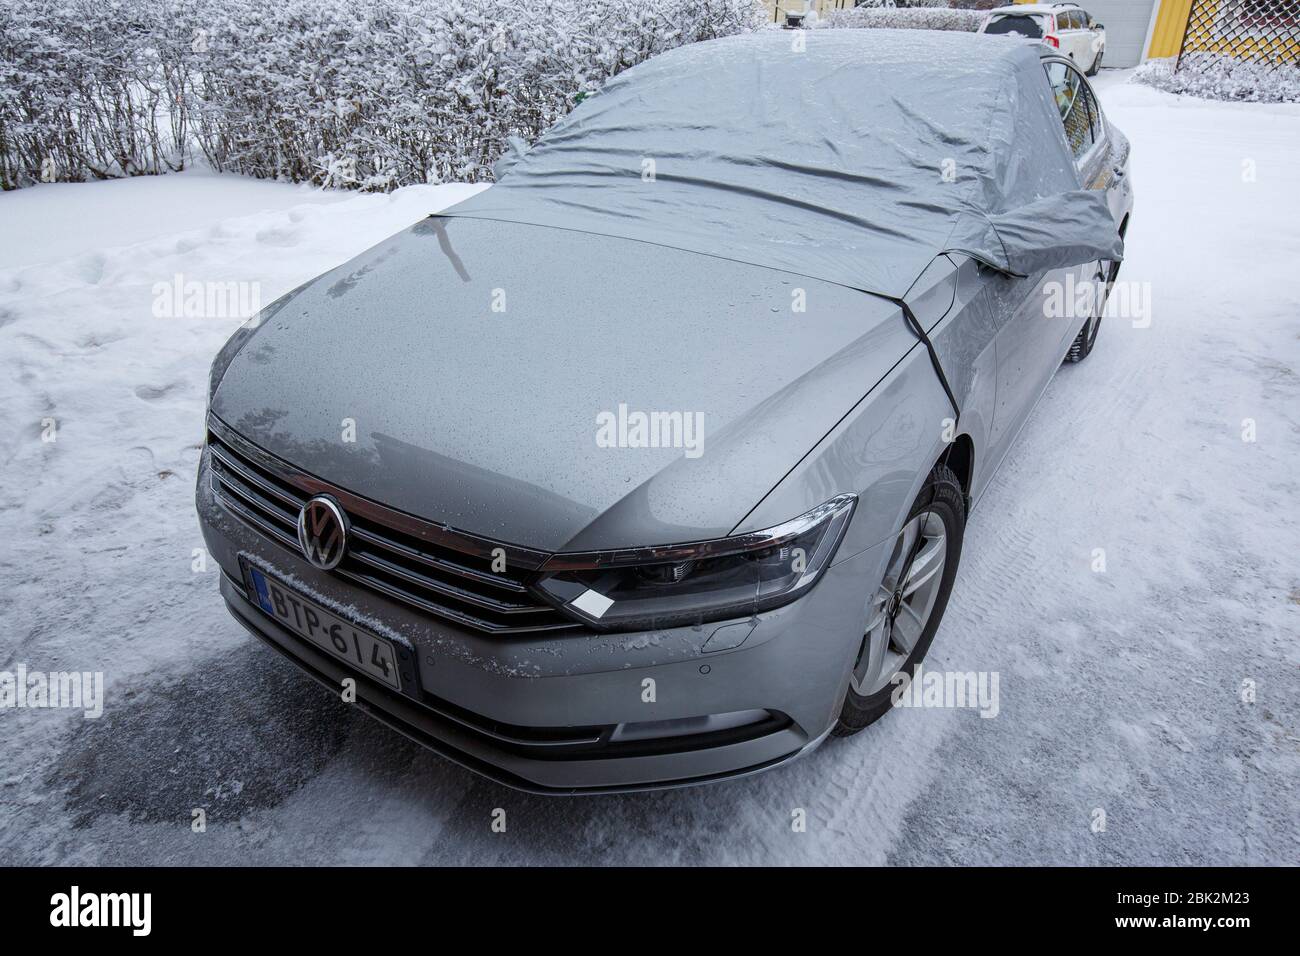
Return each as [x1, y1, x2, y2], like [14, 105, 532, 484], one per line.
[439, 29, 1123, 301]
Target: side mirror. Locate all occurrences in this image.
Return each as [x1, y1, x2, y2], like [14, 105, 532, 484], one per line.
[1093, 22, 1104, 30]
[978, 191, 1125, 276]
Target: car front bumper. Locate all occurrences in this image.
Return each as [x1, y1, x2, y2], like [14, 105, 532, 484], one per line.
[197, 445, 887, 794]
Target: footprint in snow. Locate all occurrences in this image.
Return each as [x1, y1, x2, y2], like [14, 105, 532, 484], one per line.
[71, 252, 108, 285]
[255, 224, 301, 247]
[133, 382, 185, 402]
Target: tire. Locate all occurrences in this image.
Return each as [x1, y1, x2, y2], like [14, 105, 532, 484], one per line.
[832, 463, 965, 736]
[1065, 312, 1101, 363]
[1087, 47, 1103, 76]
[1065, 257, 1119, 364]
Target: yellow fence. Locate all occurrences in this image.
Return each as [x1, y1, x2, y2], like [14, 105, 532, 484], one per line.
[1147, 0, 1196, 57]
[1176, 0, 1300, 68]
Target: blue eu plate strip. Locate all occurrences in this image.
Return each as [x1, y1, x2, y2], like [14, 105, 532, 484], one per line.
[249, 567, 275, 614]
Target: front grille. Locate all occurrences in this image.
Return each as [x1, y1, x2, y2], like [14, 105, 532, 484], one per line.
[207, 426, 578, 635]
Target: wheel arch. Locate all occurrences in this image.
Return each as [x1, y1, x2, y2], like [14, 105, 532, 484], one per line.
[940, 433, 975, 511]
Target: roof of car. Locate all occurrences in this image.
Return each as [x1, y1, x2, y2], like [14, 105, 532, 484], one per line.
[441, 28, 1119, 300]
[988, 3, 1079, 14]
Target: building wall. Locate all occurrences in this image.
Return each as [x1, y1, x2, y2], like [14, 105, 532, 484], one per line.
[1079, 0, 1161, 66]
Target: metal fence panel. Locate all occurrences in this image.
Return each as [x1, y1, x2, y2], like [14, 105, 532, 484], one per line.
[1178, 0, 1300, 72]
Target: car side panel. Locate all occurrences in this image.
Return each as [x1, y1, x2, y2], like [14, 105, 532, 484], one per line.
[735, 261, 997, 568]
[734, 337, 950, 555]
[984, 263, 1075, 456]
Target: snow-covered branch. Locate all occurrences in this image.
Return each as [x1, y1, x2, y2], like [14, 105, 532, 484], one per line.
[0, 0, 762, 190]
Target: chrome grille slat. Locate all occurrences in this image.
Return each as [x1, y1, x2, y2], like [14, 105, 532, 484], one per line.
[207, 431, 577, 635]
[210, 442, 305, 513]
[348, 547, 551, 616]
[336, 568, 577, 635]
[216, 486, 300, 553]
[213, 462, 299, 531]
[348, 525, 528, 595]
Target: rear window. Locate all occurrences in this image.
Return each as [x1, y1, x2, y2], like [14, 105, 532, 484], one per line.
[983, 14, 1049, 38]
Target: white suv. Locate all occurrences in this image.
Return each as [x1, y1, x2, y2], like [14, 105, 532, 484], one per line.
[979, 3, 1107, 76]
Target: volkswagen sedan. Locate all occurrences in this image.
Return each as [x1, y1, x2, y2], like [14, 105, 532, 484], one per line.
[197, 29, 1131, 793]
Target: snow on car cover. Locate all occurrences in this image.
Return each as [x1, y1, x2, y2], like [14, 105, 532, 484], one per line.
[440, 29, 1124, 300]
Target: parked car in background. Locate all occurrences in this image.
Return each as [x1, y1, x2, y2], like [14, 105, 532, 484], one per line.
[777, 0, 817, 29]
[981, 3, 1107, 75]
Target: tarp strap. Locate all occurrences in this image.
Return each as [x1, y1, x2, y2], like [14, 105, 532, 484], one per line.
[897, 299, 961, 426]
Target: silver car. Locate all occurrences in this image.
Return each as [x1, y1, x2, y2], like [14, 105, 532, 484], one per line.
[197, 31, 1131, 793]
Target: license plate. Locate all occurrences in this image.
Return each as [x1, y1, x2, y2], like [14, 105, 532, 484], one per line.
[247, 566, 402, 690]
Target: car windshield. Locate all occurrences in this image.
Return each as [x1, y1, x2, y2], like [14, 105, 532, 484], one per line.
[984, 14, 1048, 38]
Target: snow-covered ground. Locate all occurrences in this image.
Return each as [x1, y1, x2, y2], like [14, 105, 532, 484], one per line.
[1, 74, 1296, 865]
[0, 170, 350, 271]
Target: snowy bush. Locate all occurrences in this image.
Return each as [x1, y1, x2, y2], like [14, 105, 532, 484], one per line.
[819, 6, 985, 32]
[1133, 55, 1300, 105]
[0, 0, 193, 188]
[0, 0, 761, 190]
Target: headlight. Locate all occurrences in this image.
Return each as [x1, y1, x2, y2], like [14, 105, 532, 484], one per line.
[536, 495, 856, 631]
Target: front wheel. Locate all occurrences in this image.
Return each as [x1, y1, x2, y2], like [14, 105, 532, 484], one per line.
[832, 463, 965, 736]
[1087, 47, 1104, 76]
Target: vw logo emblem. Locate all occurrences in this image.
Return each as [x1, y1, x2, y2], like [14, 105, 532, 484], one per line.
[298, 495, 349, 571]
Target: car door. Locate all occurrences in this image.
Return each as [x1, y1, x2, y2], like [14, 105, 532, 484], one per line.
[1046, 56, 1113, 338]
[1056, 10, 1077, 60]
[1074, 69, 1124, 226]
[1078, 11, 1097, 65]
[1081, 11, 1104, 71]
[1075, 11, 1096, 65]
[985, 57, 1109, 457]
[1055, 58, 1118, 321]
[1074, 11, 1093, 66]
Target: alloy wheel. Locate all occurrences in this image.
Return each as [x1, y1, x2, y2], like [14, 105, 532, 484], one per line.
[850, 510, 948, 697]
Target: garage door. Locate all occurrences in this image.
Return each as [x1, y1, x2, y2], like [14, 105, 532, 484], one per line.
[1079, 0, 1158, 68]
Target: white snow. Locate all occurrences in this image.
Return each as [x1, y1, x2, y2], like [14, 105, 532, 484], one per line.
[0, 75, 1296, 864]
[1134, 55, 1300, 104]
[0, 169, 348, 271]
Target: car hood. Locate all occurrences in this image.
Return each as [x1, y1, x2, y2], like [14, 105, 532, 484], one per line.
[211, 217, 915, 551]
